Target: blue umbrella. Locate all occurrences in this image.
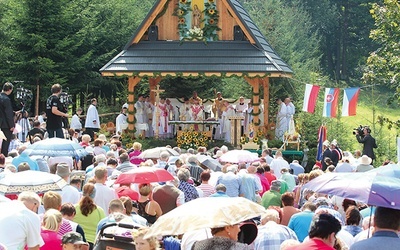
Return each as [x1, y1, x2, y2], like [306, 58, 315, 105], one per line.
[369, 164, 400, 178]
[303, 172, 400, 209]
[24, 138, 87, 158]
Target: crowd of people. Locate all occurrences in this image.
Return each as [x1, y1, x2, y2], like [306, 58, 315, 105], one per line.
[0, 131, 399, 250]
[1, 82, 399, 250]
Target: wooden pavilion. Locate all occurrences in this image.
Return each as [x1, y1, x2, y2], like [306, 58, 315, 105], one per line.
[100, 0, 292, 135]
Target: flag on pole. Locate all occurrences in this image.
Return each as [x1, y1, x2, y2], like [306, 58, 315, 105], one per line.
[342, 87, 360, 116]
[302, 84, 320, 113]
[316, 125, 327, 162]
[323, 88, 340, 118]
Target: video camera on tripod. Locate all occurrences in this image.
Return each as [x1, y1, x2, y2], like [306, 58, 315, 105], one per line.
[59, 87, 73, 128]
[59, 87, 73, 113]
[15, 86, 33, 112]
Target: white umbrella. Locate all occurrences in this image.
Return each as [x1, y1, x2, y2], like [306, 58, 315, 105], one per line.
[0, 194, 10, 202]
[145, 197, 266, 238]
[139, 147, 179, 159]
[0, 170, 68, 195]
[219, 150, 259, 163]
[24, 138, 87, 158]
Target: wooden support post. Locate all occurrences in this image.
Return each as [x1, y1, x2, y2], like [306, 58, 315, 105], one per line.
[127, 77, 141, 135]
[261, 77, 270, 133]
[245, 77, 260, 132]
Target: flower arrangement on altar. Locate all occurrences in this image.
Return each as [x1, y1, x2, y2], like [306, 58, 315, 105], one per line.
[284, 131, 300, 141]
[240, 124, 265, 148]
[187, 27, 204, 41]
[177, 126, 209, 149]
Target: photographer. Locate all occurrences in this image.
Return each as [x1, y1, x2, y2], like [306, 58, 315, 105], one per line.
[355, 126, 377, 164]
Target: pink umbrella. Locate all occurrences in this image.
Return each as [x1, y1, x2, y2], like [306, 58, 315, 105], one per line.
[115, 167, 174, 184]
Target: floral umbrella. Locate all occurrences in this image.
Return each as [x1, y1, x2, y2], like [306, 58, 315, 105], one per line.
[0, 170, 67, 195]
[145, 197, 266, 238]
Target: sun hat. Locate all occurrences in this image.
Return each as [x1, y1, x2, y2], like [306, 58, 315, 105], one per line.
[359, 155, 372, 165]
[270, 180, 282, 191]
[97, 134, 107, 142]
[213, 150, 223, 159]
[56, 163, 70, 178]
[62, 232, 88, 245]
[85, 146, 94, 154]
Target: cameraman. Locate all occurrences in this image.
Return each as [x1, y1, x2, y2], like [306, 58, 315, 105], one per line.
[355, 126, 377, 164]
[46, 84, 69, 138]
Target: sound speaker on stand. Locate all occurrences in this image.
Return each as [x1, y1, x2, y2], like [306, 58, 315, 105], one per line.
[148, 25, 158, 41]
[233, 25, 244, 41]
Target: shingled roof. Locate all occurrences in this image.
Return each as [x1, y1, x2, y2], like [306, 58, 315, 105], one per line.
[100, 0, 292, 77]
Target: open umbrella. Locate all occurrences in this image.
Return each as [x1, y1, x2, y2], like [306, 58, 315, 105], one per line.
[114, 167, 174, 184]
[0, 194, 10, 202]
[369, 164, 400, 178]
[0, 170, 68, 195]
[219, 150, 259, 163]
[24, 138, 87, 158]
[145, 197, 266, 238]
[139, 147, 179, 159]
[196, 154, 222, 171]
[303, 172, 400, 209]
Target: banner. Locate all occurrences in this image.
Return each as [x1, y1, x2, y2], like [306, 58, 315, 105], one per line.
[342, 87, 360, 116]
[323, 88, 340, 118]
[302, 84, 320, 113]
[316, 125, 327, 162]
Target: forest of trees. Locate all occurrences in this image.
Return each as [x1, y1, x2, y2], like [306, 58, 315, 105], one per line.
[0, 0, 398, 153]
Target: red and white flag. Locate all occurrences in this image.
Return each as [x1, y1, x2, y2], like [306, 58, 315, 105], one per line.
[342, 87, 360, 116]
[302, 84, 320, 113]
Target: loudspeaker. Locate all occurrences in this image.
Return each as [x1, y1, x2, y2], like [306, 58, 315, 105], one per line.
[148, 25, 158, 41]
[233, 25, 244, 41]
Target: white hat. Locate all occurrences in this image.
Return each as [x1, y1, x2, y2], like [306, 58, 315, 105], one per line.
[122, 103, 128, 109]
[85, 146, 94, 154]
[213, 150, 223, 159]
[331, 139, 338, 146]
[323, 140, 330, 147]
[360, 155, 372, 165]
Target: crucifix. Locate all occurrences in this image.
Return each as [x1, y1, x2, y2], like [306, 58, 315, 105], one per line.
[151, 85, 165, 139]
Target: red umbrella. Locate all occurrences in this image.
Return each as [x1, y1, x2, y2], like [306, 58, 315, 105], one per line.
[114, 167, 174, 184]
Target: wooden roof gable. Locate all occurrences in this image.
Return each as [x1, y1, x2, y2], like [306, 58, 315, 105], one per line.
[100, 0, 292, 77]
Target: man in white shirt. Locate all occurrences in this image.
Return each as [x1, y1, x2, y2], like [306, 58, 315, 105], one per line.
[0, 191, 44, 250]
[56, 163, 81, 205]
[84, 98, 100, 140]
[93, 166, 118, 216]
[270, 150, 289, 179]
